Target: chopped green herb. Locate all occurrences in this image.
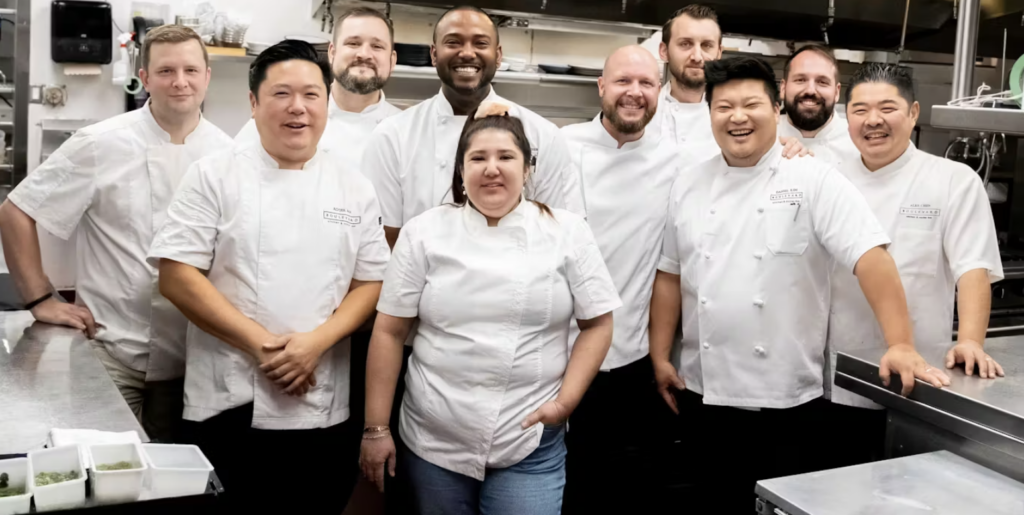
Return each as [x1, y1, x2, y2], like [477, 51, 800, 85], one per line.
[0, 486, 25, 498]
[96, 461, 137, 471]
[34, 470, 80, 486]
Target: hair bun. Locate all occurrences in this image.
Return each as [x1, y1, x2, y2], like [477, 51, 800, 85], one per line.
[474, 101, 511, 119]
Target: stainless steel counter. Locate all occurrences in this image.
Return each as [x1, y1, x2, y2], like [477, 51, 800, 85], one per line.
[836, 335, 1024, 482]
[756, 451, 1024, 515]
[0, 311, 147, 454]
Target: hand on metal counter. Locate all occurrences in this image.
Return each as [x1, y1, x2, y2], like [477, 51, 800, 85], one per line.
[30, 296, 97, 339]
[880, 343, 951, 396]
[946, 339, 1006, 379]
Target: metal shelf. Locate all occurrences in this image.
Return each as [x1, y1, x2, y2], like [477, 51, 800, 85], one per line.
[208, 52, 255, 63]
[930, 105, 1024, 136]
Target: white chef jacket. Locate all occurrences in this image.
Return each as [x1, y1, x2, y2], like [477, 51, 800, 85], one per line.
[561, 114, 680, 370]
[658, 143, 890, 408]
[7, 102, 231, 381]
[235, 92, 401, 177]
[827, 143, 1003, 408]
[652, 83, 721, 165]
[147, 142, 391, 429]
[377, 200, 621, 480]
[363, 88, 586, 227]
[777, 114, 860, 170]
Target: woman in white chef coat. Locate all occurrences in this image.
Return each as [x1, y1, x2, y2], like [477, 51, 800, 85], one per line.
[148, 41, 390, 513]
[359, 103, 621, 515]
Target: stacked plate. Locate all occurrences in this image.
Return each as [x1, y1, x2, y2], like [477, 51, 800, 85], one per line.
[286, 35, 331, 61]
[395, 43, 432, 67]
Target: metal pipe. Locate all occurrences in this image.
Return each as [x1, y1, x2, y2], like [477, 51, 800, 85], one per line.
[951, 0, 981, 101]
[896, 0, 911, 63]
[12, 0, 30, 188]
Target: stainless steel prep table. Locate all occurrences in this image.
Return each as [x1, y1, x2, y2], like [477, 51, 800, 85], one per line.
[836, 335, 1024, 483]
[755, 451, 1024, 515]
[0, 311, 147, 454]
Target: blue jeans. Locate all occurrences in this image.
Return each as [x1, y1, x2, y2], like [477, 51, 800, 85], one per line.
[403, 425, 567, 515]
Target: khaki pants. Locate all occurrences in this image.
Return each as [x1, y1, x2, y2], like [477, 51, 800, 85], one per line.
[88, 340, 184, 442]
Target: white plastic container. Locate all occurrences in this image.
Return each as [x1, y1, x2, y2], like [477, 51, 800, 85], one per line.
[0, 458, 32, 515]
[87, 443, 147, 504]
[141, 444, 213, 500]
[28, 445, 86, 512]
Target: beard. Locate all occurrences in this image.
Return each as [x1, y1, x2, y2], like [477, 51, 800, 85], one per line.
[335, 60, 386, 95]
[784, 92, 835, 132]
[602, 98, 656, 135]
[669, 61, 706, 89]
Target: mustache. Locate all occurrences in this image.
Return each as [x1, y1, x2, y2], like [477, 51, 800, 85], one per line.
[795, 92, 824, 104]
[346, 58, 378, 71]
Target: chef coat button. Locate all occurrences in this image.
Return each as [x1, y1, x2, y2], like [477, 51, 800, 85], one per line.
[753, 299, 764, 307]
[439, 160, 447, 168]
[754, 251, 764, 260]
[700, 297, 708, 305]
[703, 252, 711, 260]
[754, 345, 767, 356]
[757, 207, 765, 214]
[440, 118, 447, 125]
[710, 208, 716, 215]
[702, 341, 710, 349]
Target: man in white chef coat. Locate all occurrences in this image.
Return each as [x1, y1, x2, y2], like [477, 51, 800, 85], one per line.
[0, 25, 231, 442]
[657, 4, 806, 163]
[826, 62, 1005, 469]
[363, 5, 585, 248]
[148, 40, 389, 512]
[235, 6, 401, 173]
[777, 44, 860, 169]
[649, 56, 951, 511]
[559, 46, 680, 513]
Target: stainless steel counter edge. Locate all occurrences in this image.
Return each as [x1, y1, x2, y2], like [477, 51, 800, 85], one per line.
[1, 311, 148, 454]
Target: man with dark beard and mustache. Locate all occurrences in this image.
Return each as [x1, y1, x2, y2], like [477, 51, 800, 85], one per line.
[235, 7, 400, 173]
[559, 45, 682, 515]
[364, 5, 584, 249]
[778, 44, 860, 169]
[658, 5, 809, 165]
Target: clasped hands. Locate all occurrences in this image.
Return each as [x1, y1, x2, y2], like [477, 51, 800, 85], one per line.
[256, 331, 331, 397]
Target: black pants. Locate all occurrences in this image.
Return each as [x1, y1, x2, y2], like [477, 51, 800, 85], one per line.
[184, 402, 359, 514]
[671, 390, 835, 513]
[821, 402, 888, 470]
[563, 355, 681, 514]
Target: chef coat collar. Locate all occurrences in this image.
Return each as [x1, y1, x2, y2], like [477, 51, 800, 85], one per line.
[462, 194, 532, 231]
[435, 87, 501, 118]
[254, 140, 324, 170]
[660, 82, 706, 107]
[591, 113, 652, 151]
[721, 141, 784, 175]
[329, 91, 390, 119]
[857, 141, 917, 179]
[140, 99, 209, 145]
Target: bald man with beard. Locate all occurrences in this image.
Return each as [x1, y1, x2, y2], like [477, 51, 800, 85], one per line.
[560, 45, 681, 514]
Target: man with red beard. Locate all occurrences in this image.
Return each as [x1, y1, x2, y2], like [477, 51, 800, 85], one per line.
[778, 44, 860, 169]
[559, 45, 681, 514]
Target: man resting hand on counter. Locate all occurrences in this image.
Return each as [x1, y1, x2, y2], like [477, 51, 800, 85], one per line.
[147, 40, 389, 513]
[0, 25, 231, 442]
[825, 63, 1005, 469]
[648, 56, 950, 512]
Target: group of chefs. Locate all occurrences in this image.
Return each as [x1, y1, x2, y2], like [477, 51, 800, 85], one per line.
[0, 2, 1008, 514]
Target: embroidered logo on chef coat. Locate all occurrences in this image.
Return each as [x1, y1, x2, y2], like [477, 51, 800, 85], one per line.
[899, 205, 941, 220]
[324, 208, 361, 226]
[770, 189, 804, 205]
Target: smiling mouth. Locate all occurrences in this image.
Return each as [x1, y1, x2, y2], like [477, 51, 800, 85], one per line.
[728, 129, 754, 137]
[482, 183, 504, 189]
[453, 65, 481, 76]
[864, 132, 888, 141]
[284, 122, 308, 130]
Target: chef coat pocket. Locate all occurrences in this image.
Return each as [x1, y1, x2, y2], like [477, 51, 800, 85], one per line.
[766, 204, 810, 256]
[892, 229, 941, 277]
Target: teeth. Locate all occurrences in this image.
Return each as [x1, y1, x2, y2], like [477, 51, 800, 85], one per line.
[455, 67, 478, 73]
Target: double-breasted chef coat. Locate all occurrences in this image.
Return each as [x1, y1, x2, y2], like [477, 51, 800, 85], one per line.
[8, 101, 231, 381]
